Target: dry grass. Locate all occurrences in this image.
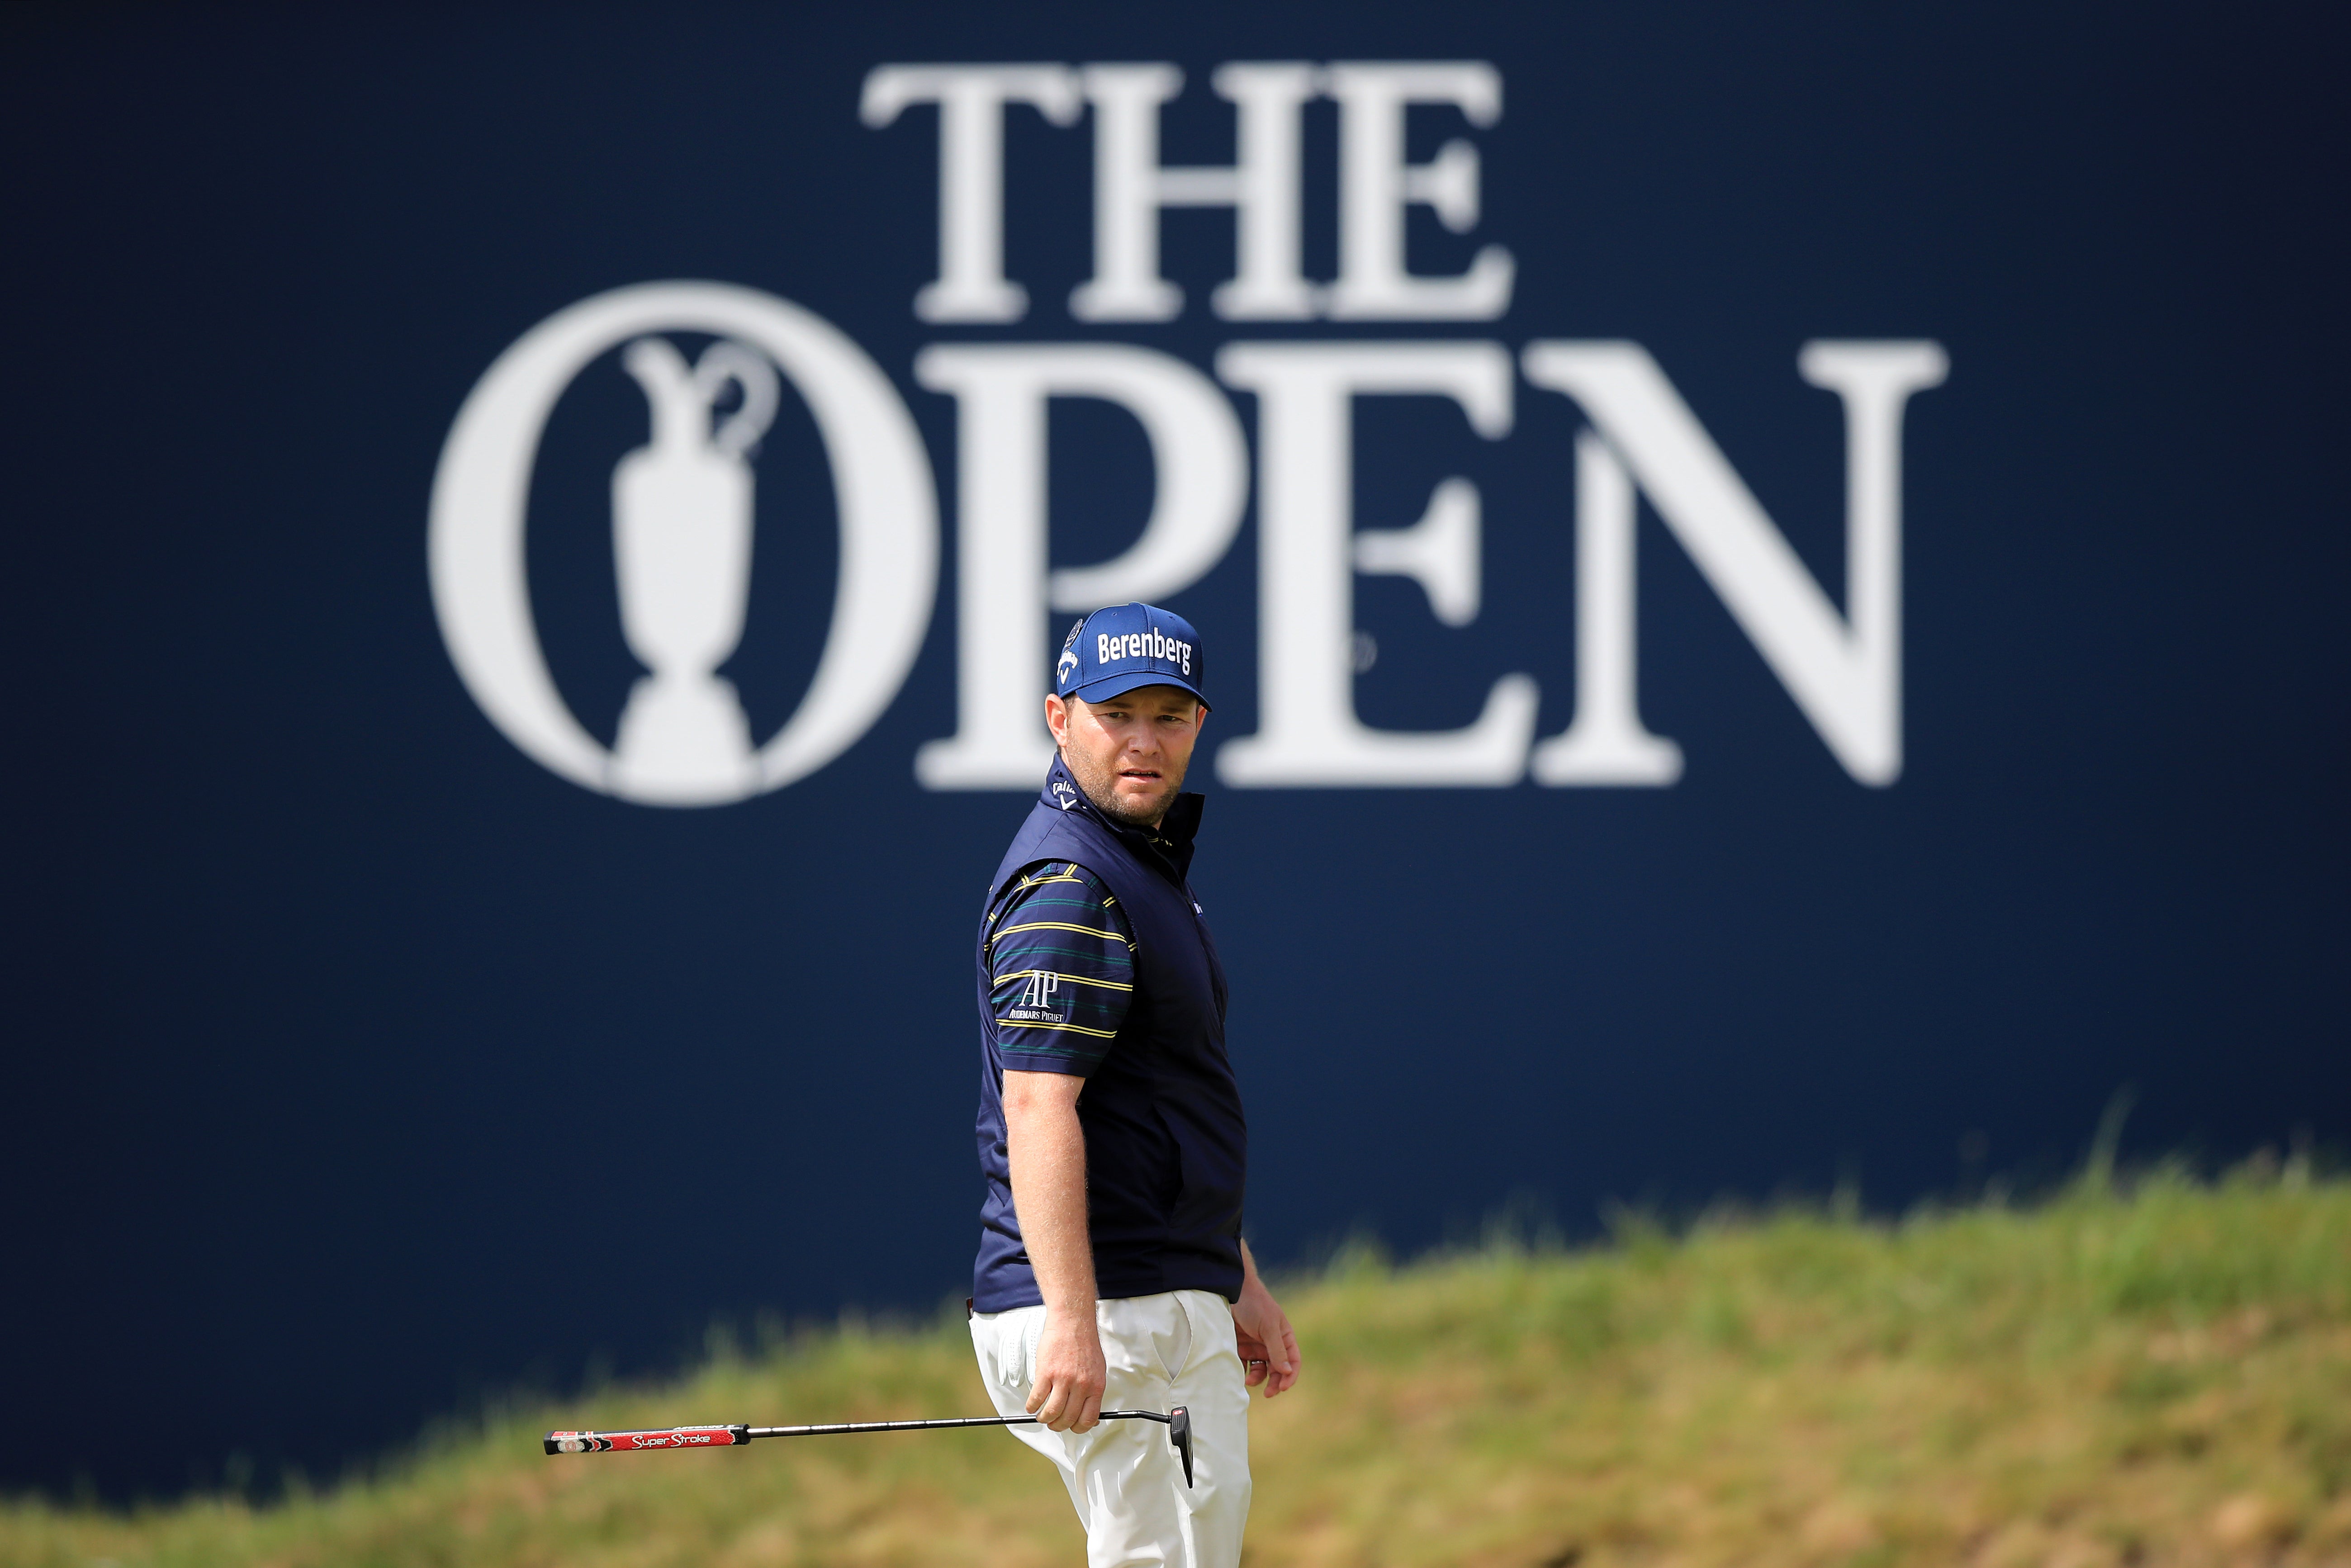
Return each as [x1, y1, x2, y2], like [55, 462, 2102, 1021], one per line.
[6, 1163, 2347, 1568]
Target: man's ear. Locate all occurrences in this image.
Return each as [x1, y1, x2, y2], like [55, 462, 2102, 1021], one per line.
[1044, 692, 1070, 747]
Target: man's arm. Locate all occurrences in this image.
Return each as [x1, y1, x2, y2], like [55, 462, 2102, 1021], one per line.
[1232, 1239, 1301, 1396]
[1003, 1068, 1105, 1432]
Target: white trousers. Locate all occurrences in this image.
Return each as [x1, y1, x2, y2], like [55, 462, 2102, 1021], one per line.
[971, 1290, 1251, 1568]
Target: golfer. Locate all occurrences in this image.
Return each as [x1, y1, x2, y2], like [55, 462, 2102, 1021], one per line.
[968, 602, 1298, 1568]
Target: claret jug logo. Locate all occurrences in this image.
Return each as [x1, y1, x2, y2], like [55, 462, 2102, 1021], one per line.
[428, 282, 937, 805]
[430, 61, 1946, 807]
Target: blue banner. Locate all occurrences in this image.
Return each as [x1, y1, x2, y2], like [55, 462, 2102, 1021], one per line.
[2, 1, 2342, 1499]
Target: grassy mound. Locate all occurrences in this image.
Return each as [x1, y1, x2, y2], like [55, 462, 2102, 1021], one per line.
[7, 1165, 2348, 1567]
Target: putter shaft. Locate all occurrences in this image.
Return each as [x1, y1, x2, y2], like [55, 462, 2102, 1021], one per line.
[545, 1405, 1194, 1486]
[749, 1409, 1171, 1438]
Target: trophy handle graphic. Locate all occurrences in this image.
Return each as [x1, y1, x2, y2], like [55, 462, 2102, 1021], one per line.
[697, 342, 780, 459]
[609, 336, 781, 803]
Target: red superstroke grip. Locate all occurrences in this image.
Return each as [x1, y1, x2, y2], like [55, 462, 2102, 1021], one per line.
[545, 1425, 749, 1454]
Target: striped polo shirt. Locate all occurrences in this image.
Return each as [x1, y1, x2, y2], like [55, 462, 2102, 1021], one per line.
[984, 860, 1135, 1073]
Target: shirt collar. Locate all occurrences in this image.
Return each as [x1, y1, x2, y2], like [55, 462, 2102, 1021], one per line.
[1041, 754, 1203, 885]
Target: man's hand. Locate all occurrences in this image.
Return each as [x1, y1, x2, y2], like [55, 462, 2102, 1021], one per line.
[1004, 1069, 1104, 1432]
[1231, 1240, 1300, 1397]
[1028, 1305, 1107, 1432]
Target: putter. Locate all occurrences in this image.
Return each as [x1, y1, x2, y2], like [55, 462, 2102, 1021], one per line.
[545, 1406, 1194, 1487]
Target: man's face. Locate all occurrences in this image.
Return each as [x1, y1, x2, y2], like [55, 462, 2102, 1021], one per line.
[1045, 685, 1208, 828]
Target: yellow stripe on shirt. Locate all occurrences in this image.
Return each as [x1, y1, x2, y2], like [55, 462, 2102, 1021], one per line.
[998, 1018, 1120, 1039]
[992, 919, 1135, 948]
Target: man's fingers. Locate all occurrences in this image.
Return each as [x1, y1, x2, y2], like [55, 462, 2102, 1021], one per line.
[1236, 1326, 1271, 1386]
[1262, 1322, 1300, 1395]
[1031, 1371, 1107, 1431]
[1033, 1376, 1070, 1430]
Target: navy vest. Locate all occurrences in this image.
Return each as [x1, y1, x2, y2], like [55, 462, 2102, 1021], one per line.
[971, 759, 1247, 1312]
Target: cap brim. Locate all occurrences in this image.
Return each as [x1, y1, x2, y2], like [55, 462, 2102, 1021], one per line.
[1066, 670, 1209, 709]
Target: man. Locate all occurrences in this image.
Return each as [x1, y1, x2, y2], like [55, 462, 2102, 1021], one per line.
[968, 602, 1299, 1568]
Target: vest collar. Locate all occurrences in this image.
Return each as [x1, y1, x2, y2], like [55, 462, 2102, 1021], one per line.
[1041, 755, 1204, 885]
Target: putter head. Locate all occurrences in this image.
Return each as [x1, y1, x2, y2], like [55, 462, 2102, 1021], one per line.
[1168, 1405, 1193, 1487]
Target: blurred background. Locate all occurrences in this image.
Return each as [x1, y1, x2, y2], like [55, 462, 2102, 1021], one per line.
[1, 0, 2342, 1509]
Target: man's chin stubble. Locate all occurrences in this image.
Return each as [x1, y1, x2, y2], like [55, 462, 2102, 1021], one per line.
[1093, 776, 1171, 828]
[1098, 789, 1166, 828]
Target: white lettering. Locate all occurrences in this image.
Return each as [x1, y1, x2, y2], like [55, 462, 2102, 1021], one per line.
[1323, 63, 1514, 321]
[1213, 341, 1538, 786]
[1097, 632, 1111, 663]
[861, 65, 1083, 324]
[1071, 63, 1318, 323]
[1522, 341, 1948, 785]
[1352, 474, 1482, 626]
[913, 344, 1248, 788]
[1525, 429, 1683, 784]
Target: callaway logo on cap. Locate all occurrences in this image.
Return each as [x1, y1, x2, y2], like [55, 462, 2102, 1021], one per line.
[1055, 603, 1209, 709]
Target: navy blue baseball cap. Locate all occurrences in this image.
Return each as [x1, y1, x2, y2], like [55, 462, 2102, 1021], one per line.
[1054, 603, 1209, 708]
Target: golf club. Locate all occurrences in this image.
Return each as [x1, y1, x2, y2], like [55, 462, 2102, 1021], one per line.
[545, 1406, 1194, 1486]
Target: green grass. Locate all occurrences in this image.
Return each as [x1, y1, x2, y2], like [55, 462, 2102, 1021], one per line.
[8, 1162, 2349, 1568]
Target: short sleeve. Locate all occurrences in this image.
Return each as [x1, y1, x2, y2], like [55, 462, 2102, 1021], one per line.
[985, 861, 1136, 1075]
